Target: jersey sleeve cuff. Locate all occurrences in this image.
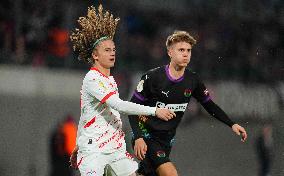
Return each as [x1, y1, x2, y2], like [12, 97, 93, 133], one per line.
[150, 107, 156, 116]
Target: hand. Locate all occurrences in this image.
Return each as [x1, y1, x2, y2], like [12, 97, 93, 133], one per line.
[155, 108, 176, 121]
[232, 124, 247, 142]
[134, 138, 147, 160]
[69, 146, 79, 169]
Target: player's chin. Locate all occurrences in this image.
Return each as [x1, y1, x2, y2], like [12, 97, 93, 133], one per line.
[107, 62, 115, 68]
[178, 63, 188, 67]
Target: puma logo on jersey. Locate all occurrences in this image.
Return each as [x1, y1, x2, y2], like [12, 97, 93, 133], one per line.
[161, 91, 170, 97]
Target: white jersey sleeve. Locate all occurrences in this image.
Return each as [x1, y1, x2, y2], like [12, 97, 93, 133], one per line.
[85, 77, 116, 103]
[105, 94, 156, 116]
[85, 72, 156, 116]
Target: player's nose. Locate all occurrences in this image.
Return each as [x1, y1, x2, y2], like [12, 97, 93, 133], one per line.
[183, 53, 189, 57]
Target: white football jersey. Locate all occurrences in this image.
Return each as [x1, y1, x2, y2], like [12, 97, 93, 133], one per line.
[77, 67, 125, 153]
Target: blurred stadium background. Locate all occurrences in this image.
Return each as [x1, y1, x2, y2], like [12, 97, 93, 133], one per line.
[0, 0, 283, 176]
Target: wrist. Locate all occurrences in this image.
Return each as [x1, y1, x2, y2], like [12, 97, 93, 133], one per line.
[133, 134, 143, 141]
[153, 107, 157, 116]
[231, 124, 239, 129]
[135, 137, 144, 142]
[230, 122, 236, 128]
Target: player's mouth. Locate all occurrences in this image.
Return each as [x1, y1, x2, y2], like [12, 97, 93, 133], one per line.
[109, 58, 115, 62]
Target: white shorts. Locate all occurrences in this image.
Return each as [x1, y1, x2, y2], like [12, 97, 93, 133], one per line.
[77, 148, 138, 176]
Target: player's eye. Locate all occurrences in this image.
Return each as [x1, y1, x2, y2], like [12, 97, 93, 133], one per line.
[179, 49, 184, 52]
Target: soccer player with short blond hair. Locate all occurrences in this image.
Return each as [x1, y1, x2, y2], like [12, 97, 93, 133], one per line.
[129, 30, 247, 176]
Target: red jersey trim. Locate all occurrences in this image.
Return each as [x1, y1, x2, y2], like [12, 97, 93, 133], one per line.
[101, 91, 117, 103]
[90, 67, 109, 78]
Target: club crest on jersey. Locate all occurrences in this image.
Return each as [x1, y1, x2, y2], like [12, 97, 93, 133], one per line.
[184, 89, 192, 97]
[99, 81, 107, 91]
[137, 80, 144, 92]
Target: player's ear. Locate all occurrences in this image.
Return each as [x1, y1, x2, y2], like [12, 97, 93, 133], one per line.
[92, 50, 99, 61]
[167, 47, 172, 58]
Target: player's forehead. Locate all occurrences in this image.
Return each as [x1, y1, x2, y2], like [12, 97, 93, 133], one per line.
[97, 39, 115, 49]
[171, 41, 192, 49]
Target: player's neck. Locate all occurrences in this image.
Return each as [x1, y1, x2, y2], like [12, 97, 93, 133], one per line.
[168, 63, 185, 79]
[92, 64, 110, 76]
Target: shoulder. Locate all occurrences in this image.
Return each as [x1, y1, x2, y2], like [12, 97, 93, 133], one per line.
[83, 70, 102, 82]
[142, 66, 165, 79]
[185, 68, 198, 78]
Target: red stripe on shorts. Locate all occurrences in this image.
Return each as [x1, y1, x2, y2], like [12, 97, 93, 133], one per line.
[77, 157, 83, 168]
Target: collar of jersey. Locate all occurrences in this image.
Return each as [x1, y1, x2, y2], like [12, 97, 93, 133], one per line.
[90, 67, 110, 78]
[165, 65, 184, 83]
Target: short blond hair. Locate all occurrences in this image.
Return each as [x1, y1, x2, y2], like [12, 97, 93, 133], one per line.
[166, 30, 197, 49]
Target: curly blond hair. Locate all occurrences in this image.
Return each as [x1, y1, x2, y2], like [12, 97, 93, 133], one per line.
[166, 30, 197, 49]
[70, 4, 120, 64]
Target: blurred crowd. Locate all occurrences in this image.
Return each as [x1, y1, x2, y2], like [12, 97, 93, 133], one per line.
[0, 0, 283, 83]
[50, 114, 77, 176]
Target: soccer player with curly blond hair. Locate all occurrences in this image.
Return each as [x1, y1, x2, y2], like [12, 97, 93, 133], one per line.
[69, 5, 175, 176]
